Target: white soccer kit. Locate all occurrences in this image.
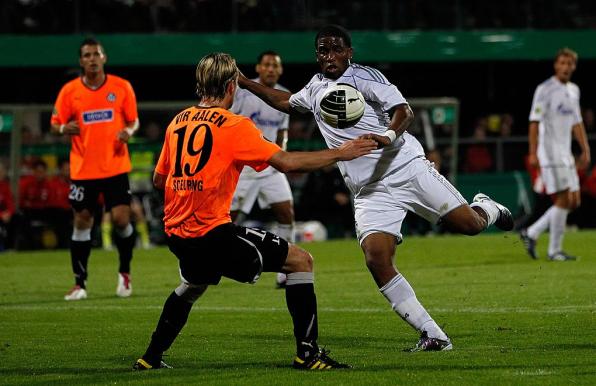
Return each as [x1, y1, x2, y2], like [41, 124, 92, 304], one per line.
[289, 63, 467, 243]
[529, 76, 582, 194]
[230, 79, 293, 211]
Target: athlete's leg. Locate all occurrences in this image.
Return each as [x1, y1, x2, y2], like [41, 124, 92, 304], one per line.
[280, 244, 320, 356]
[140, 282, 208, 367]
[70, 209, 94, 289]
[271, 200, 295, 287]
[548, 189, 577, 256]
[111, 204, 134, 274]
[361, 232, 448, 341]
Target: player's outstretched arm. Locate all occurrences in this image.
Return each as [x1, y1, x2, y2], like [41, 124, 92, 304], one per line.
[238, 74, 292, 113]
[268, 138, 377, 173]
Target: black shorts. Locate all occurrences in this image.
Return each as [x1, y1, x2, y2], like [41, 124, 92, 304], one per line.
[69, 173, 132, 212]
[167, 223, 289, 285]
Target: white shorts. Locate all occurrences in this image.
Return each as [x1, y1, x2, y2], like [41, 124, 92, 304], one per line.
[231, 171, 293, 212]
[540, 165, 579, 194]
[354, 157, 467, 244]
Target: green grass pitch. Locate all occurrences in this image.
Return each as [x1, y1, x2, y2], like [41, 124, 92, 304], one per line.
[1, 230, 595, 385]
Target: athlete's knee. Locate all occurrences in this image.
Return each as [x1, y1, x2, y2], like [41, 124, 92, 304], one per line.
[363, 245, 393, 273]
[285, 244, 313, 273]
[445, 206, 485, 235]
[174, 282, 208, 304]
[74, 210, 93, 229]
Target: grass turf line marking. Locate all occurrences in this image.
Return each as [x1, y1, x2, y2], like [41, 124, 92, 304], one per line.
[0, 304, 593, 313]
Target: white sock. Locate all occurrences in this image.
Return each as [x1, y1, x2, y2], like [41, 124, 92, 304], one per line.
[275, 223, 296, 243]
[527, 206, 555, 240]
[548, 206, 569, 256]
[470, 201, 498, 227]
[72, 228, 91, 241]
[380, 274, 448, 340]
[115, 223, 134, 238]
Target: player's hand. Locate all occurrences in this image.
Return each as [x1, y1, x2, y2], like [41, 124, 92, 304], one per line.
[358, 133, 393, 148]
[528, 153, 539, 168]
[336, 138, 377, 160]
[62, 121, 80, 135]
[117, 129, 131, 143]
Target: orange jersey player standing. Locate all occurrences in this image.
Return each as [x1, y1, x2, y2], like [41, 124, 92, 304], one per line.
[51, 38, 139, 301]
[133, 52, 377, 371]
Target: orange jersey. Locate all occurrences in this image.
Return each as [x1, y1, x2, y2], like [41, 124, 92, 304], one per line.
[51, 75, 138, 180]
[155, 106, 281, 238]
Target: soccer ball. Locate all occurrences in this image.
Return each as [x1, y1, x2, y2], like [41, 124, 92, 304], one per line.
[319, 83, 365, 129]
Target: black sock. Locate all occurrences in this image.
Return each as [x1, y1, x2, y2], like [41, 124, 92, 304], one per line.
[114, 231, 135, 273]
[285, 282, 319, 357]
[143, 291, 193, 365]
[70, 240, 91, 288]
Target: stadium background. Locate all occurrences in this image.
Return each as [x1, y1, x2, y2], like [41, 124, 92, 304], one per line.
[1, 0, 596, 249]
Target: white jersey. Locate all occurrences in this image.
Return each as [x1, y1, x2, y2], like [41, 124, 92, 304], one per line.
[289, 63, 424, 194]
[529, 76, 582, 167]
[232, 78, 289, 178]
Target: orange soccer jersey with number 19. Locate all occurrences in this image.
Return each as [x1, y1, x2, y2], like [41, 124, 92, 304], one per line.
[51, 75, 138, 180]
[155, 106, 281, 238]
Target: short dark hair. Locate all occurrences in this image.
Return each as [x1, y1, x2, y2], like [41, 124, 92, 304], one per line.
[79, 37, 102, 57]
[315, 25, 352, 48]
[257, 50, 280, 64]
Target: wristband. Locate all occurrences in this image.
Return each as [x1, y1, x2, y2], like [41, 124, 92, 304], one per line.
[59, 124, 65, 134]
[125, 127, 135, 137]
[383, 130, 397, 143]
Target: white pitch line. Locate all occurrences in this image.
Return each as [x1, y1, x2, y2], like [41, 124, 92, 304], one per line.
[0, 304, 593, 313]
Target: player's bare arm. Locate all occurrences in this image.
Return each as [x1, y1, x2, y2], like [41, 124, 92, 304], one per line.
[117, 118, 140, 143]
[153, 171, 167, 190]
[238, 74, 292, 113]
[51, 120, 80, 135]
[358, 103, 414, 147]
[572, 122, 591, 169]
[268, 138, 377, 173]
[528, 121, 540, 168]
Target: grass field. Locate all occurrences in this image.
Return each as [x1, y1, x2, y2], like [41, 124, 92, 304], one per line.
[1, 230, 595, 385]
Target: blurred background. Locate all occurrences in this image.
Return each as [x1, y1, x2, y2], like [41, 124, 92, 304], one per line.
[1, 0, 595, 250]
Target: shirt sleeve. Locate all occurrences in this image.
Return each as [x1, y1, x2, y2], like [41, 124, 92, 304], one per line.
[289, 75, 318, 113]
[122, 80, 139, 123]
[50, 85, 71, 125]
[529, 85, 546, 122]
[357, 71, 407, 112]
[232, 117, 281, 171]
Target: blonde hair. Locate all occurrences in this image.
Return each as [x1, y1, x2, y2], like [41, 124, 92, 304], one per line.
[195, 53, 239, 100]
[555, 47, 578, 63]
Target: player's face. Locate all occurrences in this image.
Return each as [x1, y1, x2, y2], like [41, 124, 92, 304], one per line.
[316, 36, 353, 79]
[256, 54, 282, 87]
[79, 44, 106, 75]
[554, 55, 576, 83]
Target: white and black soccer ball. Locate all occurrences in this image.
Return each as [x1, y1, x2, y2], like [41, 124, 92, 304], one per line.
[319, 83, 365, 129]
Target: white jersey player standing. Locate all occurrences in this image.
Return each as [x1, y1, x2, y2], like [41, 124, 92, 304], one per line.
[520, 48, 591, 261]
[239, 25, 514, 351]
[230, 51, 294, 287]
